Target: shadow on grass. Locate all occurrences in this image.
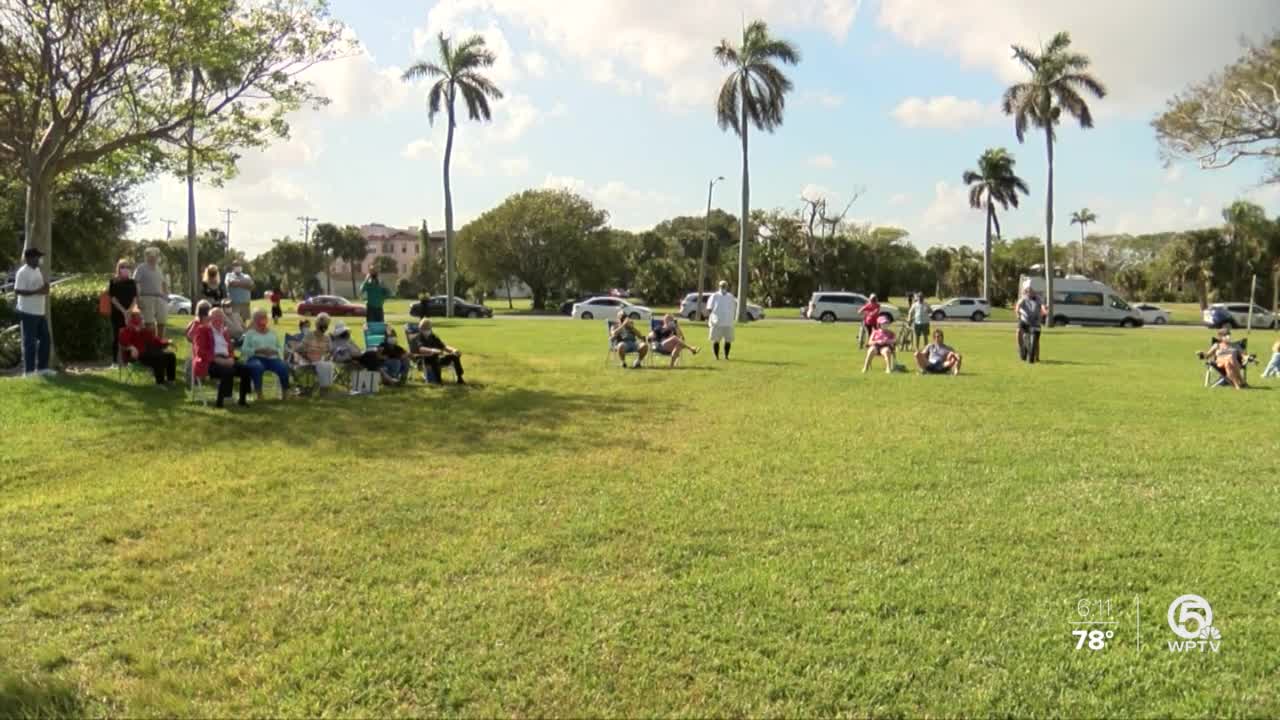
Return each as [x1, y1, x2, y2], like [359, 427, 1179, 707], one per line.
[726, 359, 798, 367]
[0, 673, 84, 719]
[1037, 359, 1093, 366]
[52, 372, 645, 459]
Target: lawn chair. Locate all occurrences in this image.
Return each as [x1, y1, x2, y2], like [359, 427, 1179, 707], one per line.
[364, 322, 387, 349]
[648, 318, 689, 367]
[604, 320, 619, 367]
[184, 357, 212, 405]
[405, 322, 456, 383]
[284, 332, 318, 396]
[1201, 337, 1256, 387]
[116, 346, 150, 386]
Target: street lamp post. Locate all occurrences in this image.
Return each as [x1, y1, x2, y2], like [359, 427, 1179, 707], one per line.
[697, 176, 725, 321]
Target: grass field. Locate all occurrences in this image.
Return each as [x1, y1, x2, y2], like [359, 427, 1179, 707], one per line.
[2, 317, 1278, 717]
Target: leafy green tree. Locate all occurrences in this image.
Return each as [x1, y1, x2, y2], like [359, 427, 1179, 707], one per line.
[1221, 200, 1269, 299]
[402, 33, 504, 318]
[1069, 208, 1098, 272]
[1154, 32, 1280, 185]
[1169, 229, 1224, 309]
[252, 238, 325, 299]
[1, 172, 136, 271]
[311, 223, 342, 294]
[1002, 31, 1106, 322]
[925, 246, 953, 298]
[715, 20, 800, 320]
[331, 226, 370, 298]
[963, 148, 1030, 300]
[457, 189, 610, 310]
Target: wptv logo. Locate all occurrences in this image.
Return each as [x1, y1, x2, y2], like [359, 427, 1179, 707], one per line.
[1166, 594, 1222, 653]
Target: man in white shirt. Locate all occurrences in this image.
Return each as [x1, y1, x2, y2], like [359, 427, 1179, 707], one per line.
[14, 247, 53, 376]
[705, 280, 738, 360]
[132, 247, 169, 335]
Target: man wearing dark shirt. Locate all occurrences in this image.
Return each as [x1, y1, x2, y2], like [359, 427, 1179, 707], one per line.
[410, 318, 465, 385]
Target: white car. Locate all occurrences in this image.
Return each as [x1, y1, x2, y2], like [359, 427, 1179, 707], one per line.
[1202, 302, 1277, 329]
[803, 292, 900, 323]
[1133, 303, 1170, 325]
[167, 294, 192, 315]
[930, 297, 992, 322]
[678, 292, 764, 321]
[571, 296, 653, 322]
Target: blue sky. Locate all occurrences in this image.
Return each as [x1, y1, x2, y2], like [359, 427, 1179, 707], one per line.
[135, 0, 1280, 258]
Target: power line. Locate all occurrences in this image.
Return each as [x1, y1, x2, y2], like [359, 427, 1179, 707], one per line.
[159, 219, 176, 241]
[297, 216, 318, 246]
[217, 208, 238, 249]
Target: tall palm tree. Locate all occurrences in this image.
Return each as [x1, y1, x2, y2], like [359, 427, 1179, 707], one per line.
[963, 148, 1030, 301]
[1002, 31, 1106, 323]
[1069, 208, 1097, 271]
[403, 33, 503, 318]
[715, 20, 800, 321]
[925, 246, 953, 298]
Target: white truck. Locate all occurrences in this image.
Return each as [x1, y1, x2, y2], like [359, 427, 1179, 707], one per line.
[1019, 274, 1144, 327]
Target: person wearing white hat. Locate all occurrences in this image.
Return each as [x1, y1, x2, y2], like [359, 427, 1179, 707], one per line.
[329, 320, 360, 364]
[706, 280, 737, 360]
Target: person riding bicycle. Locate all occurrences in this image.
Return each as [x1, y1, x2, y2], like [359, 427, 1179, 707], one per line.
[1016, 286, 1043, 363]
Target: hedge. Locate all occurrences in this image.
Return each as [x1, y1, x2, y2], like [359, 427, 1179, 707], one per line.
[50, 276, 111, 363]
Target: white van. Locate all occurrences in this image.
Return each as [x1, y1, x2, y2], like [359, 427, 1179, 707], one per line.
[1019, 275, 1144, 327]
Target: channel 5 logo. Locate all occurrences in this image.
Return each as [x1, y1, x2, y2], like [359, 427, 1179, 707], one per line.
[1166, 594, 1222, 653]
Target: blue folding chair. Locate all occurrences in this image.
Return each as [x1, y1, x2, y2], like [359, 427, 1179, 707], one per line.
[647, 317, 688, 367]
[364, 321, 387, 349]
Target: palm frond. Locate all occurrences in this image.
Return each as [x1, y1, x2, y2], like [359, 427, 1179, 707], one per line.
[967, 183, 985, 210]
[1010, 44, 1040, 72]
[756, 39, 800, 65]
[457, 82, 492, 122]
[458, 71, 504, 100]
[401, 61, 445, 81]
[715, 74, 741, 134]
[714, 40, 740, 68]
[1060, 72, 1106, 99]
[425, 80, 446, 125]
[991, 208, 1003, 239]
[1053, 84, 1094, 128]
[436, 33, 453, 72]
[1044, 31, 1072, 56]
[962, 169, 982, 186]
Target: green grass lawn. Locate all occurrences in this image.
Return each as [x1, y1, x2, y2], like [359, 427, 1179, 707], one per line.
[2, 318, 1278, 717]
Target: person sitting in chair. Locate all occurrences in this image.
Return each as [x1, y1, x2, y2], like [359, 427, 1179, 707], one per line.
[329, 321, 361, 365]
[410, 318, 466, 385]
[648, 314, 699, 368]
[378, 327, 411, 386]
[219, 298, 245, 342]
[1262, 336, 1280, 379]
[241, 308, 289, 401]
[862, 315, 897, 374]
[1198, 330, 1251, 389]
[915, 329, 961, 376]
[611, 309, 649, 369]
[298, 313, 336, 389]
[118, 304, 177, 386]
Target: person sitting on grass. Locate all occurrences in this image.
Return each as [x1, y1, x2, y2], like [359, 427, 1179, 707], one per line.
[241, 308, 289, 401]
[118, 304, 177, 386]
[610, 309, 649, 369]
[193, 307, 253, 408]
[410, 318, 466, 385]
[378, 327, 411, 386]
[648, 314, 699, 368]
[1198, 330, 1250, 390]
[298, 313, 336, 389]
[915, 329, 961, 376]
[862, 315, 897, 374]
[1263, 337, 1280, 379]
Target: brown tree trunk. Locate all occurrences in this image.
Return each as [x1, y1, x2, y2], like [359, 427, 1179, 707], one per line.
[735, 75, 750, 322]
[1043, 128, 1056, 325]
[983, 199, 993, 302]
[23, 172, 56, 364]
[443, 84, 457, 319]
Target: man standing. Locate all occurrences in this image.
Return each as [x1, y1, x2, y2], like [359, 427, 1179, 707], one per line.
[1016, 286, 1043, 363]
[14, 247, 52, 376]
[359, 269, 390, 324]
[706, 280, 737, 360]
[225, 263, 254, 323]
[132, 248, 169, 336]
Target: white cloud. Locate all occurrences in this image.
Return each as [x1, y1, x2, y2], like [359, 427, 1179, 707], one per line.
[400, 137, 483, 176]
[308, 29, 409, 117]
[501, 155, 531, 177]
[876, 0, 1280, 114]
[890, 96, 1001, 130]
[919, 180, 977, 238]
[542, 175, 677, 230]
[402, 138, 435, 161]
[802, 90, 846, 108]
[1163, 164, 1185, 183]
[523, 51, 548, 77]
[493, 93, 541, 142]
[888, 193, 911, 207]
[801, 183, 835, 202]
[417, 0, 863, 108]
[809, 154, 836, 169]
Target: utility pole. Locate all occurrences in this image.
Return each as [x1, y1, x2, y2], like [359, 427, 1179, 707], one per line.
[698, 176, 725, 321]
[298, 215, 318, 294]
[160, 219, 176, 241]
[218, 208, 238, 251]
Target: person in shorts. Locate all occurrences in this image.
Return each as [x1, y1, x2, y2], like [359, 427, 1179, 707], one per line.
[268, 289, 283, 324]
[1016, 286, 1043, 362]
[861, 314, 897, 373]
[915, 329, 961, 375]
[858, 294, 882, 349]
[706, 280, 737, 360]
[908, 293, 931, 351]
[610, 309, 649, 369]
[132, 247, 169, 335]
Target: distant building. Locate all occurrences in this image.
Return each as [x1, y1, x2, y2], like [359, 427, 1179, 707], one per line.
[328, 224, 445, 278]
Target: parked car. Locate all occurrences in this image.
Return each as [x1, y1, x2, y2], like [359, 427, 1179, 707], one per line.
[559, 293, 608, 315]
[410, 295, 494, 319]
[678, 292, 764, 321]
[1134, 303, 1170, 325]
[1021, 275, 1144, 327]
[297, 295, 366, 317]
[571, 296, 652, 321]
[803, 292, 900, 323]
[930, 297, 991, 322]
[167, 294, 192, 315]
[1202, 302, 1277, 329]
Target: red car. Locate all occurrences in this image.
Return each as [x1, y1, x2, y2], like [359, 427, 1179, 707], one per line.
[297, 295, 366, 317]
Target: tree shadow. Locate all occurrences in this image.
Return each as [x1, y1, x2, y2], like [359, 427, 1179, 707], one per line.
[725, 359, 798, 367]
[0, 673, 85, 719]
[1037, 359, 1093, 366]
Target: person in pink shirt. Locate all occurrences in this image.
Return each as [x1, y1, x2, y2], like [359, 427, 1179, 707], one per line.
[862, 315, 897, 373]
[857, 294, 882, 349]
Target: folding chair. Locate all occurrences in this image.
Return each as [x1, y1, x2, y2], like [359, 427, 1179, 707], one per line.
[647, 318, 690, 367]
[1202, 337, 1256, 387]
[604, 320, 619, 367]
[185, 358, 212, 405]
[364, 322, 387, 349]
[116, 347, 150, 386]
[283, 333, 318, 396]
[405, 322, 456, 383]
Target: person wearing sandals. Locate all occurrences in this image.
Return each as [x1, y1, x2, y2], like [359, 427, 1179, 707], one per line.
[862, 315, 897, 374]
[648, 314, 699, 368]
[610, 309, 649, 369]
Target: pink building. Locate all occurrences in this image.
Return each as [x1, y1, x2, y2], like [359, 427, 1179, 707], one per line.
[329, 224, 445, 277]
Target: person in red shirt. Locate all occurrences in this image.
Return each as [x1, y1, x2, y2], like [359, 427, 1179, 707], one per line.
[192, 305, 252, 407]
[118, 305, 177, 386]
[268, 288, 283, 324]
[858, 294, 882, 349]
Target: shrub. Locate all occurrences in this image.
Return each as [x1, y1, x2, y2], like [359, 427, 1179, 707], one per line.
[396, 278, 419, 299]
[0, 294, 13, 326]
[50, 276, 111, 363]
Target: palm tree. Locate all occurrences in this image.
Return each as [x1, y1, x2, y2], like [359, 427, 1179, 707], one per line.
[1069, 208, 1097, 271]
[715, 20, 800, 321]
[963, 148, 1030, 302]
[402, 33, 503, 318]
[1002, 31, 1106, 323]
[925, 246, 953, 298]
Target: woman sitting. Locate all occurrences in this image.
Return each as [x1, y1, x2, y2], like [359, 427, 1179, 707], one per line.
[192, 306, 253, 408]
[241, 308, 289, 401]
[378, 327, 411, 386]
[118, 304, 176, 386]
[219, 299, 245, 342]
[648, 314, 699, 368]
[297, 313, 336, 389]
[610, 310, 649, 369]
[862, 315, 897, 374]
[1198, 331, 1249, 389]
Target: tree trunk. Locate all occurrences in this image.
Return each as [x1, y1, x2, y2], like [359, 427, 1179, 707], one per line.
[531, 286, 546, 311]
[698, 181, 714, 321]
[1078, 223, 1086, 272]
[443, 84, 457, 319]
[186, 74, 199, 312]
[735, 77, 750, 322]
[1272, 264, 1279, 315]
[1043, 128, 1056, 324]
[351, 265, 357, 301]
[506, 279, 513, 309]
[23, 172, 56, 364]
[982, 199, 993, 302]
